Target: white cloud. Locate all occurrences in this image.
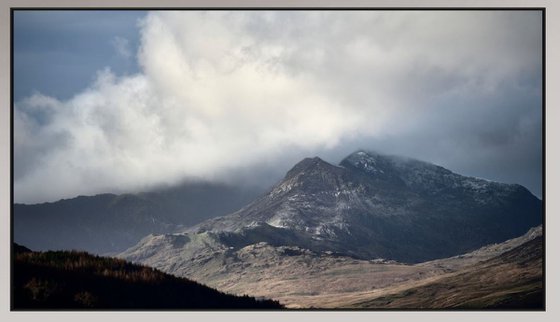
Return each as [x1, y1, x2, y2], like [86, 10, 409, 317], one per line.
[14, 11, 542, 203]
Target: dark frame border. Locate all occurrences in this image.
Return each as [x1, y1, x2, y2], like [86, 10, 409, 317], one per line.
[9, 6, 546, 312]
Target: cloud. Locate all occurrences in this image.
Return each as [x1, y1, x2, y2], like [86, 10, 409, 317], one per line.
[112, 36, 132, 59]
[14, 11, 145, 101]
[14, 11, 542, 203]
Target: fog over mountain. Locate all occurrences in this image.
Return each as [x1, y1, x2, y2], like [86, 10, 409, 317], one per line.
[14, 11, 542, 203]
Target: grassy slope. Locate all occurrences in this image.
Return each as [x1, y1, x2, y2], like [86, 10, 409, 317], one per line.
[346, 237, 543, 309]
[13, 244, 282, 310]
[123, 227, 542, 309]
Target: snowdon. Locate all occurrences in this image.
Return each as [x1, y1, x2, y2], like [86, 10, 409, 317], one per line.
[123, 150, 542, 264]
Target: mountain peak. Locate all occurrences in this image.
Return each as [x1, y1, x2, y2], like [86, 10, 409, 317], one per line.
[285, 156, 336, 179]
[298, 156, 329, 166]
[342, 150, 432, 167]
[338, 150, 407, 186]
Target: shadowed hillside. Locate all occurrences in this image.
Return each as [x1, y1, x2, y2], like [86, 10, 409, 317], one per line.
[13, 244, 282, 310]
[14, 182, 263, 254]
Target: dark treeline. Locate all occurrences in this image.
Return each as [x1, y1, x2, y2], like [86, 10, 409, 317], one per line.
[13, 244, 282, 310]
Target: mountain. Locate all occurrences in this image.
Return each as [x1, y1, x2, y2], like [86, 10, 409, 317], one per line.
[14, 182, 264, 254]
[118, 150, 542, 308]
[13, 243, 282, 309]
[165, 150, 541, 263]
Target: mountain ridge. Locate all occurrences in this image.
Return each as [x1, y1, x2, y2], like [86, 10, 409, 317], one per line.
[14, 182, 264, 254]
[178, 150, 541, 263]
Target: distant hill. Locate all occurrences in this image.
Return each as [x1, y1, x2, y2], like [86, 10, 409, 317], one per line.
[13, 243, 282, 309]
[14, 182, 264, 254]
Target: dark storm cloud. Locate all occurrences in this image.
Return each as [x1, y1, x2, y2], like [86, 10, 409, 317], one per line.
[316, 71, 542, 197]
[14, 11, 145, 101]
[14, 11, 542, 203]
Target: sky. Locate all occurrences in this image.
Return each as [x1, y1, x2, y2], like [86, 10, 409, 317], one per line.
[13, 10, 543, 203]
